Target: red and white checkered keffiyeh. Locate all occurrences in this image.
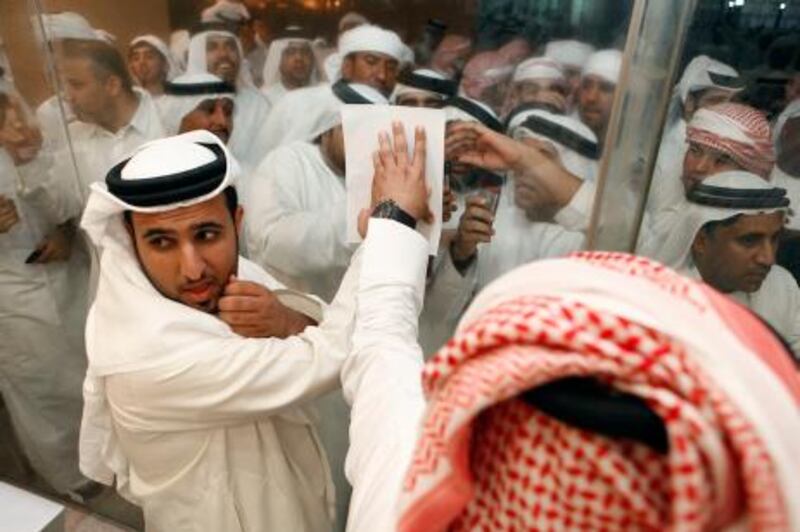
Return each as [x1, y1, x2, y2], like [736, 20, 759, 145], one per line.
[398, 252, 800, 532]
[687, 102, 775, 179]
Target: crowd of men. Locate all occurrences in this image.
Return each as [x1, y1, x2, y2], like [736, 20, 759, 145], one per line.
[0, 1, 799, 530]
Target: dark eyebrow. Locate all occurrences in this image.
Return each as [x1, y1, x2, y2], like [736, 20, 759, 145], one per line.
[142, 228, 176, 239]
[192, 221, 224, 232]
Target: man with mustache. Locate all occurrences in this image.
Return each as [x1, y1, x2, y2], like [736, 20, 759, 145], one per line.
[160, 72, 236, 146]
[260, 25, 319, 106]
[576, 49, 621, 148]
[261, 24, 411, 153]
[185, 23, 272, 169]
[651, 170, 800, 354]
[79, 128, 431, 530]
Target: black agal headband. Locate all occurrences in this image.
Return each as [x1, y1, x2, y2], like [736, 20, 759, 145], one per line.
[688, 183, 789, 210]
[518, 113, 600, 160]
[106, 142, 227, 207]
[445, 96, 503, 132]
[397, 70, 457, 98]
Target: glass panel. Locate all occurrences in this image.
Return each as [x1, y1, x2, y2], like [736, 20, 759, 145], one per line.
[632, 0, 800, 353]
[0, 1, 655, 529]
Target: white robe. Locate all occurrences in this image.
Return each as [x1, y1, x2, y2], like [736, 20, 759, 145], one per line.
[0, 149, 89, 494]
[341, 220, 428, 532]
[245, 141, 352, 303]
[82, 207, 425, 530]
[67, 89, 166, 211]
[262, 82, 289, 107]
[244, 141, 354, 530]
[228, 86, 273, 170]
[259, 84, 332, 153]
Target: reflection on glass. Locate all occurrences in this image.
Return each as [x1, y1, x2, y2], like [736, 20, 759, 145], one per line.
[636, 0, 800, 357]
[0, 0, 663, 530]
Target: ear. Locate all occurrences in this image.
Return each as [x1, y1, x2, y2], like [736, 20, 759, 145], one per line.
[106, 75, 123, 97]
[683, 94, 697, 121]
[234, 205, 244, 236]
[691, 230, 708, 262]
[341, 56, 354, 81]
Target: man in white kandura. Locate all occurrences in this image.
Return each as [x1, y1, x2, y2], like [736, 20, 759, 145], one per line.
[78, 127, 431, 531]
[653, 170, 800, 355]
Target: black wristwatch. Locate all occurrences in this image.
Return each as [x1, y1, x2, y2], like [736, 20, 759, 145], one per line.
[371, 199, 418, 230]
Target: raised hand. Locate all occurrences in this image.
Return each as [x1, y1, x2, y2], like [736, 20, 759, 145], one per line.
[451, 195, 496, 263]
[218, 276, 316, 338]
[371, 121, 432, 222]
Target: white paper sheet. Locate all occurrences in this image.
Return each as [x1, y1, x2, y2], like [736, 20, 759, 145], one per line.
[342, 105, 445, 255]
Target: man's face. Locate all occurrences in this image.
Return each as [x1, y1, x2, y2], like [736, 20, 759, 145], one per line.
[777, 116, 800, 176]
[206, 35, 241, 85]
[341, 52, 399, 96]
[395, 91, 444, 108]
[692, 212, 784, 294]
[128, 194, 243, 313]
[577, 75, 615, 137]
[179, 97, 235, 144]
[512, 78, 568, 112]
[320, 124, 346, 175]
[684, 88, 734, 121]
[128, 43, 167, 88]
[682, 141, 742, 193]
[61, 57, 115, 125]
[0, 99, 42, 165]
[279, 42, 314, 89]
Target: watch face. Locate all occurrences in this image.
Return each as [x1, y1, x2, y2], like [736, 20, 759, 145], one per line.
[373, 200, 397, 218]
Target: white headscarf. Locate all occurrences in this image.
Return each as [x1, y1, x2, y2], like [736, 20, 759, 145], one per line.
[654, 170, 789, 271]
[186, 29, 253, 89]
[36, 12, 115, 43]
[159, 72, 235, 134]
[325, 25, 413, 82]
[306, 82, 388, 141]
[443, 96, 501, 128]
[201, 0, 250, 24]
[130, 35, 181, 81]
[169, 29, 191, 72]
[665, 55, 742, 129]
[582, 49, 623, 84]
[508, 108, 599, 181]
[512, 57, 566, 83]
[544, 40, 595, 70]
[260, 34, 318, 89]
[391, 68, 454, 104]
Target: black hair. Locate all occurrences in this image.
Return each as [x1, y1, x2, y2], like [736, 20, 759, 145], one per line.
[62, 39, 134, 93]
[123, 186, 238, 227]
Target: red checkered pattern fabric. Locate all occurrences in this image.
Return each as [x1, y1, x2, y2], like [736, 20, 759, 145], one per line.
[398, 252, 790, 532]
[687, 102, 775, 178]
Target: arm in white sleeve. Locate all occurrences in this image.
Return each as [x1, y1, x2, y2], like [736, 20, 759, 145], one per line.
[105, 243, 364, 433]
[553, 180, 595, 233]
[341, 218, 429, 532]
[245, 147, 352, 278]
[15, 149, 83, 225]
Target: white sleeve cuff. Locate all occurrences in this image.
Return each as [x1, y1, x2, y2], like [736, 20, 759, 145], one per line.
[554, 181, 595, 232]
[361, 218, 429, 292]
